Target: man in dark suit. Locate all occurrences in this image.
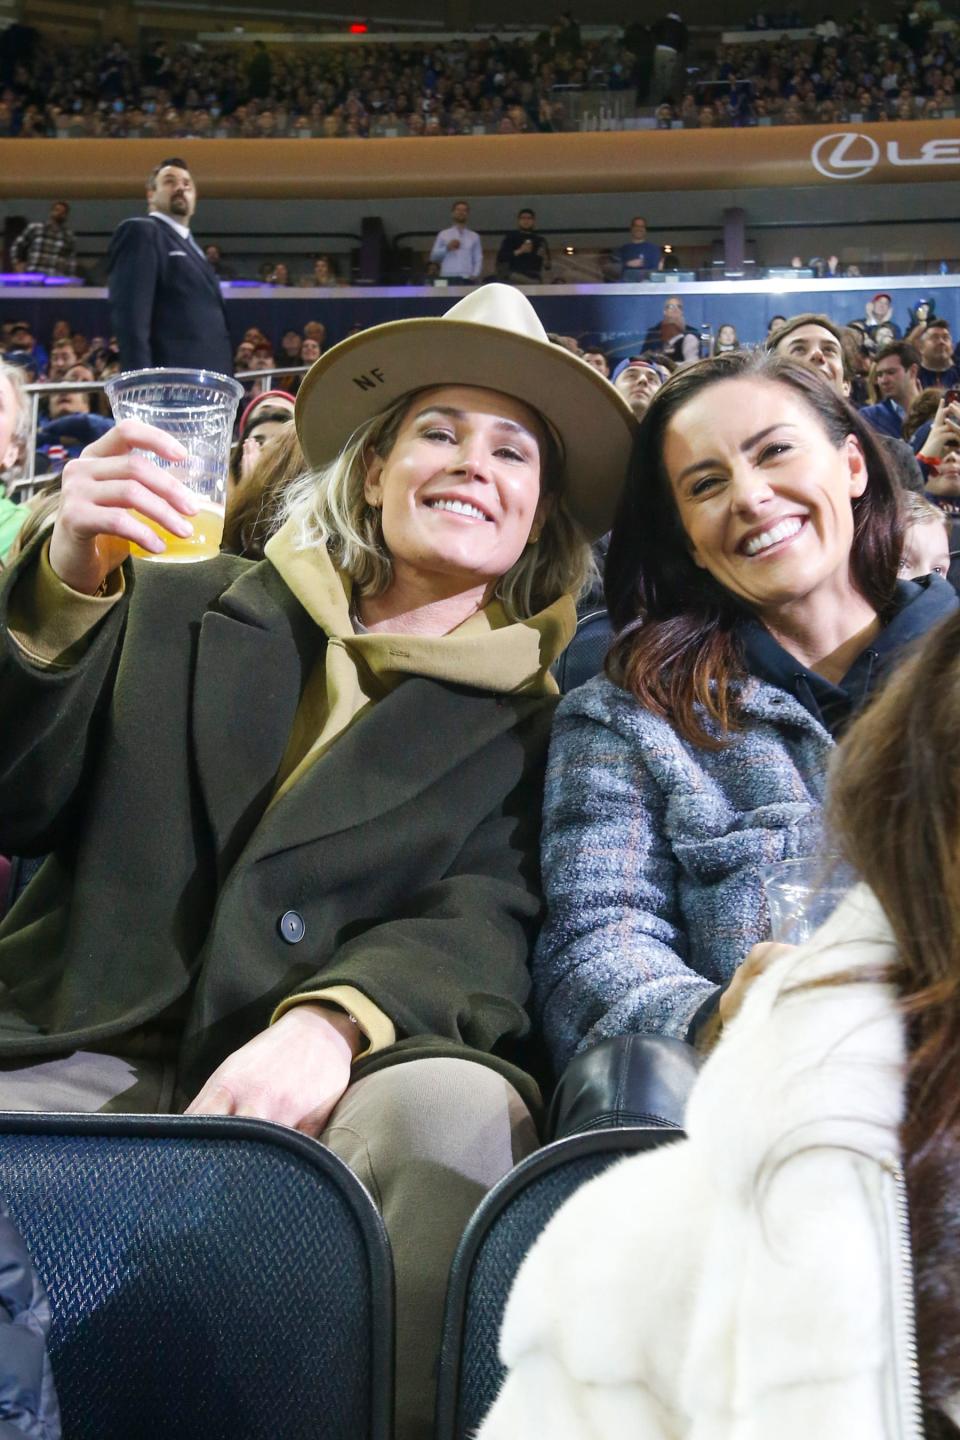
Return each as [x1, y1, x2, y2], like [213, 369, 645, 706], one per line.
[108, 157, 234, 375]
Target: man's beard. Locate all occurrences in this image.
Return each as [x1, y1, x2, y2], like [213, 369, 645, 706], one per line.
[170, 195, 190, 215]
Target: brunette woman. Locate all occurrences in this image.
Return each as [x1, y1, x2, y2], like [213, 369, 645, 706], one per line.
[533, 349, 956, 1076]
[482, 604, 960, 1439]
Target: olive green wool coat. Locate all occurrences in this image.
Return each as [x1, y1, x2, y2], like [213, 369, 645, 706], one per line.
[0, 549, 556, 1108]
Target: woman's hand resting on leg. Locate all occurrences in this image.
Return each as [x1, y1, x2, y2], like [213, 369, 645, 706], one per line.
[185, 1003, 363, 1135]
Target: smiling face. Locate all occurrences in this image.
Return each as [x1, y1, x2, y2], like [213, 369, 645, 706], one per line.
[451, 202, 469, 226]
[148, 164, 196, 224]
[362, 385, 548, 602]
[773, 323, 848, 395]
[663, 376, 867, 625]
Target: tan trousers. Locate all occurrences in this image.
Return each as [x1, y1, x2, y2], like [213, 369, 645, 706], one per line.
[322, 1059, 538, 1440]
[0, 1050, 538, 1440]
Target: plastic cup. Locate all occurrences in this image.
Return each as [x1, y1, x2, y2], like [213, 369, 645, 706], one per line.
[104, 368, 243, 563]
[761, 857, 854, 945]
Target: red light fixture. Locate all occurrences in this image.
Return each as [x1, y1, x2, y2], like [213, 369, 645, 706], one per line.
[349, 22, 368, 32]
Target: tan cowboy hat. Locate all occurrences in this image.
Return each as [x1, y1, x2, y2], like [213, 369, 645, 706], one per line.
[294, 284, 637, 540]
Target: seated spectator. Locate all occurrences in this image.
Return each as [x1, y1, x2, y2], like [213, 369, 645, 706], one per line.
[301, 256, 341, 287]
[916, 393, 960, 511]
[610, 356, 665, 420]
[233, 340, 255, 374]
[767, 314, 787, 336]
[531, 348, 954, 1077]
[204, 243, 235, 279]
[303, 320, 326, 350]
[275, 331, 306, 392]
[34, 363, 113, 474]
[860, 341, 922, 439]
[581, 347, 609, 378]
[300, 336, 322, 366]
[904, 386, 946, 446]
[917, 320, 960, 391]
[642, 297, 699, 367]
[0, 282, 635, 1440]
[861, 291, 902, 339]
[2, 351, 39, 385]
[768, 313, 924, 490]
[46, 342, 76, 382]
[610, 216, 662, 284]
[899, 492, 951, 580]
[278, 331, 302, 366]
[47, 364, 95, 420]
[250, 342, 276, 374]
[429, 200, 483, 283]
[227, 389, 296, 506]
[5, 322, 48, 374]
[482, 608, 960, 1438]
[712, 322, 739, 354]
[905, 297, 936, 345]
[495, 208, 551, 285]
[270, 262, 291, 286]
[222, 421, 305, 559]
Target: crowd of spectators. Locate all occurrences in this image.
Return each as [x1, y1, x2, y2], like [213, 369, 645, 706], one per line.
[0, 7, 954, 140]
[656, 4, 957, 128]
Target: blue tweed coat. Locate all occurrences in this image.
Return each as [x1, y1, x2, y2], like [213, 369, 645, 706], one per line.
[533, 673, 833, 1073]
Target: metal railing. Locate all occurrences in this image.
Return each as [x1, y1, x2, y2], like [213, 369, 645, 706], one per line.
[12, 365, 310, 499]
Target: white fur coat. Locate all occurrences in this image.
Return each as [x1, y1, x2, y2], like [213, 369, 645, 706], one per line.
[480, 885, 927, 1440]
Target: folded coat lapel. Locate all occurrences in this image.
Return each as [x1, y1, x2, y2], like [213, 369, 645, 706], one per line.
[191, 564, 323, 874]
[246, 679, 533, 863]
[152, 214, 223, 301]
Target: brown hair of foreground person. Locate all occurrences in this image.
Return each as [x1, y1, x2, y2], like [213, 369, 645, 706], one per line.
[828, 610, 960, 1423]
[221, 422, 305, 559]
[603, 349, 903, 749]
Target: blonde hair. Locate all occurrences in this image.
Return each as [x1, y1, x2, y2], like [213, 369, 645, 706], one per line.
[903, 492, 949, 529]
[7, 481, 61, 563]
[277, 388, 594, 618]
[0, 359, 30, 461]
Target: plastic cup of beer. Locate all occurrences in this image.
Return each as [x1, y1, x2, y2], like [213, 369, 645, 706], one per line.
[104, 368, 244, 562]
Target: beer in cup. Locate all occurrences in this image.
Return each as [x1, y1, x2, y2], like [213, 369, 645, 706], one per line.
[104, 368, 243, 562]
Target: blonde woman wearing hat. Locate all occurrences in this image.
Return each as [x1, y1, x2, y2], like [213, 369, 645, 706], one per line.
[0, 285, 636, 1439]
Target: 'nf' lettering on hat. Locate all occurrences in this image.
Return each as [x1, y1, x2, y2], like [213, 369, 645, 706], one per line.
[353, 368, 386, 390]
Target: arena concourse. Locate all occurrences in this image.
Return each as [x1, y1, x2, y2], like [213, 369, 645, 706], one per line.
[1, 0, 960, 1436]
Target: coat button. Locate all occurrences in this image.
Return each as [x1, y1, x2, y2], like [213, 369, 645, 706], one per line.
[278, 910, 305, 944]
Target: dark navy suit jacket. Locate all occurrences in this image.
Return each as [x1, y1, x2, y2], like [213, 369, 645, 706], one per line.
[108, 214, 233, 375]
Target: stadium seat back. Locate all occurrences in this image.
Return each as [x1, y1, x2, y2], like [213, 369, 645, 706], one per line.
[435, 1126, 679, 1440]
[0, 1113, 394, 1440]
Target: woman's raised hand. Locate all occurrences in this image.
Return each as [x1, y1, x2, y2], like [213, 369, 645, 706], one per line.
[48, 419, 199, 595]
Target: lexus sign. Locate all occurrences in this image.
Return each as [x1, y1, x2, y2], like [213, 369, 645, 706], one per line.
[812, 130, 960, 180]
